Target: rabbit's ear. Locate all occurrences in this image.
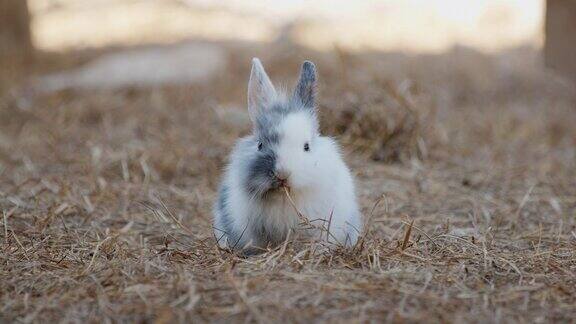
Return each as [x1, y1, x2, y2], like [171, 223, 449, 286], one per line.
[248, 58, 276, 122]
[293, 61, 317, 108]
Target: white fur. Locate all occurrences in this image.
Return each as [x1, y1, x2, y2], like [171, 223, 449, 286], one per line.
[213, 59, 362, 252]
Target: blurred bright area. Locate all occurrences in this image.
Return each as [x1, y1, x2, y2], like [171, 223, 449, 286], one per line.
[30, 0, 544, 53]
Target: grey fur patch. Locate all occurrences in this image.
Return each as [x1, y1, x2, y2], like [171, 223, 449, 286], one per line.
[254, 102, 288, 144]
[216, 184, 237, 244]
[254, 99, 315, 140]
[245, 148, 277, 198]
[294, 61, 317, 108]
[217, 184, 255, 252]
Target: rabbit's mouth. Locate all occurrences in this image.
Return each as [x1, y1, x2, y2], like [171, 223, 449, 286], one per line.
[271, 171, 290, 190]
[260, 180, 290, 200]
[276, 178, 289, 189]
[271, 176, 290, 191]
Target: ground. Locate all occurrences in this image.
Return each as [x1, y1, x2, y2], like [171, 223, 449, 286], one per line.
[1, 41, 575, 323]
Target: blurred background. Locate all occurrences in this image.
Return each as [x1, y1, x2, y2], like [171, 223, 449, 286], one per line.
[0, 1, 571, 84]
[22, 0, 545, 52]
[0, 0, 574, 92]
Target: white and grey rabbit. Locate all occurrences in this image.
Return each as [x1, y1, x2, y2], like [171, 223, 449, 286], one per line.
[213, 58, 362, 254]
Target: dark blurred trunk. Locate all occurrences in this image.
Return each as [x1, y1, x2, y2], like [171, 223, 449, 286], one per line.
[545, 0, 576, 83]
[0, 0, 33, 61]
[0, 0, 33, 92]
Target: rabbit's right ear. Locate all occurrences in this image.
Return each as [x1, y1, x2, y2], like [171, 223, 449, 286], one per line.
[247, 58, 276, 123]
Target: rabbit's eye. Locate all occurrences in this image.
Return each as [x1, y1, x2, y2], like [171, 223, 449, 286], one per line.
[304, 142, 310, 152]
[258, 142, 263, 151]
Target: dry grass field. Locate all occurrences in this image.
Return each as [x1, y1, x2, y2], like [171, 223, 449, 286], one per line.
[1, 41, 576, 322]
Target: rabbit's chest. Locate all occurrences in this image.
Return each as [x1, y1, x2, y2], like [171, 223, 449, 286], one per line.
[258, 201, 299, 233]
[257, 195, 334, 238]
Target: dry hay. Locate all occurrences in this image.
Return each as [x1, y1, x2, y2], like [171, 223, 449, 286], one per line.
[320, 77, 431, 163]
[1, 42, 576, 323]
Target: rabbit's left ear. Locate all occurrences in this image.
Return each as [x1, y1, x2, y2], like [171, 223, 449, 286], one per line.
[248, 58, 276, 123]
[293, 61, 317, 108]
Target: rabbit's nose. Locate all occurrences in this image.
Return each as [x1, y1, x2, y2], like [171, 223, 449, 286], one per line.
[274, 169, 290, 185]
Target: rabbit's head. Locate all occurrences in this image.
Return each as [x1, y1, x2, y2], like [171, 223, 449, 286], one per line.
[244, 58, 325, 198]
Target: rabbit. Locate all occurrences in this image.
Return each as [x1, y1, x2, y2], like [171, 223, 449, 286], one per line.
[213, 58, 362, 254]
